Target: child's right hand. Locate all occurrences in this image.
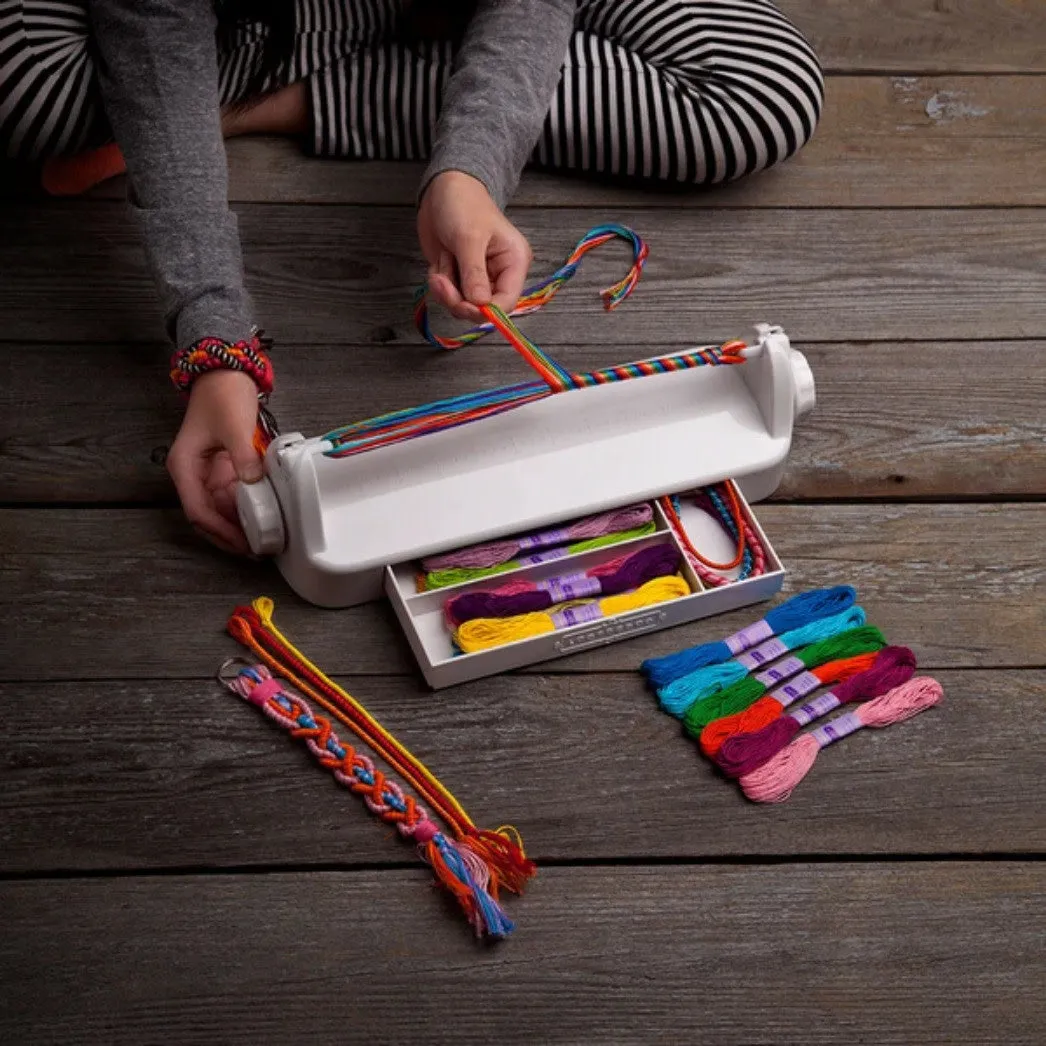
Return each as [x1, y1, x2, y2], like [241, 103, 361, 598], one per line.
[166, 369, 263, 555]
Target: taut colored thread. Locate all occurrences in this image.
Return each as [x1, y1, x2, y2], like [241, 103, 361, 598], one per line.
[224, 664, 515, 937]
[322, 226, 747, 460]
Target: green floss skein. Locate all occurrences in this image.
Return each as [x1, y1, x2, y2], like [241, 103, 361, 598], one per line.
[425, 522, 656, 590]
[682, 625, 887, 737]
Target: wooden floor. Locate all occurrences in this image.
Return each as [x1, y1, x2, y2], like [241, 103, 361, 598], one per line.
[2, 3, 1045, 1043]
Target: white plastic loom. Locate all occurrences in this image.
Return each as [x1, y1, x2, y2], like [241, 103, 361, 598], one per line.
[237, 323, 815, 687]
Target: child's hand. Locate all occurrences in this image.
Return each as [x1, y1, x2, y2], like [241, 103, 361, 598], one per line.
[166, 369, 262, 555]
[417, 170, 532, 324]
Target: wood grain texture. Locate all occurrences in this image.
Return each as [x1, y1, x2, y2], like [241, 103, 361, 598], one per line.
[3, 341, 1044, 503]
[2, 503, 1043, 681]
[73, 76, 1045, 208]
[1, 669, 1041, 872]
[2, 864, 1043, 1045]
[784, 0, 1046, 73]
[2, 205, 1044, 345]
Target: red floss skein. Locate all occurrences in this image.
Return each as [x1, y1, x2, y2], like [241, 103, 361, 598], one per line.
[739, 676, 943, 804]
[714, 646, 917, 777]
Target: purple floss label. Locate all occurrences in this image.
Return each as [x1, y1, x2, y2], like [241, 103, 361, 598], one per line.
[754, 655, 805, 688]
[723, 618, 774, 656]
[768, 671, 822, 708]
[543, 576, 603, 603]
[737, 636, 789, 670]
[789, 691, 843, 726]
[535, 571, 588, 593]
[809, 711, 863, 748]
[550, 603, 604, 630]
[518, 547, 570, 567]
[518, 527, 572, 552]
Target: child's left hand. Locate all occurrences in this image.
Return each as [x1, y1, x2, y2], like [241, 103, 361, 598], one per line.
[417, 170, 532, 324]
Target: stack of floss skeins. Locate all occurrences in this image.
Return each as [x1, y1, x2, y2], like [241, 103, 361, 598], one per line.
[640, 586, 944, 802]
[417, 503, 658, 592]
[447, 544, 690, 654]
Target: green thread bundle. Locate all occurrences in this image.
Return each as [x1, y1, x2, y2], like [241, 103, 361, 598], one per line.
[682, 625, 887, 737]
[423, 522, 656, 590]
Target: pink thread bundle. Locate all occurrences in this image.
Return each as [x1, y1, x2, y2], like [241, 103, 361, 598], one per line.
[421, 503, 653, 571]
[644, 587, 944, 803]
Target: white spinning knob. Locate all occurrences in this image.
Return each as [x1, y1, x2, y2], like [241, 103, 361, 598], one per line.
[237, 476, 286, 556]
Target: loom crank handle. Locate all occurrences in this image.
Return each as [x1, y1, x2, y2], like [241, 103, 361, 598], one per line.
[237, 474, 285, 556]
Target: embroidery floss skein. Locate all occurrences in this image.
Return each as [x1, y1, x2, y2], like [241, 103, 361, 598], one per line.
[640, 585, 858, 689]
[682, 625, 888, 736]
[422, 522, 656, 590]
[739, 676, 944, 803]
[421, 504, 653, 572]
[227, 597, 536, 896]
[444, 544, 681, 626]
[696, 650, 883, 757]
[454, 575, 691, 654]
[655, 605, 868, 718]
[224, 664, 515, 938]
[712, 645, 918, 772]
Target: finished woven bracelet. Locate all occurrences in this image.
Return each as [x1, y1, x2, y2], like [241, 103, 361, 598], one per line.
[169, 330, 275, 397]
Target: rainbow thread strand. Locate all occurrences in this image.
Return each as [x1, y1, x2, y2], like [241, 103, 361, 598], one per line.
[414, 223, 649, 351]
[226, 597, 537, 899]
[321, 225, 747, 460]
[224, 664, 514, 937]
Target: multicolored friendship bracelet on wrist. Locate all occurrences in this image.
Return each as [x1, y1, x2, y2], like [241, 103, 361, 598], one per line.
[169, 330, 275, 397]
[221, 660, 517, 938]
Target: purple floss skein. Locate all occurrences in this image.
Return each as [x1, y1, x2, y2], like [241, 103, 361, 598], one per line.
[640, 585, 858, 690]
[445, 544, 682, 625]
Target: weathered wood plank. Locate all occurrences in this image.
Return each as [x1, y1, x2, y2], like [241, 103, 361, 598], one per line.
[1, 504, 1043, 680]
[72, 76, 1045, 208]
[3, 341, 1043, 503]
[2, 205, 1043, 345]
[785, 0, 1046, 73]
[2, 864, 1043, 1045]
[0, 669, 1040, 872]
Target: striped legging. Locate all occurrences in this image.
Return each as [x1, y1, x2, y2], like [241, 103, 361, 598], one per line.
[1, 0, 823, 186]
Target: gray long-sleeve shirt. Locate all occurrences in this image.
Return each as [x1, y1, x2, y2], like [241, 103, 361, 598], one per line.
[86, 0, 577, 350]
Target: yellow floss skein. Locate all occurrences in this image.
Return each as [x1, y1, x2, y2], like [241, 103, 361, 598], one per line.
[454, 575, 691, 653]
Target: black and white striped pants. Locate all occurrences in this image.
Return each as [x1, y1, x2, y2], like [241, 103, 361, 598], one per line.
[1, 0, 824, 185]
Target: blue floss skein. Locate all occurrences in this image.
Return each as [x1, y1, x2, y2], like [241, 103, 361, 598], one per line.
[640, 585, 857, 689]
[655, 605, 868, 719]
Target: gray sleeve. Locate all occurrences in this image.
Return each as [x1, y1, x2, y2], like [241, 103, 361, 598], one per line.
[420, 0, 577, 209]
[87, 0, 254, 350]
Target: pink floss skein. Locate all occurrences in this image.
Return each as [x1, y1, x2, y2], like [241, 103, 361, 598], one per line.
[714, 646, 917, 778]
[739, 676, 944, 804]
[421, 504, 653, 571]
